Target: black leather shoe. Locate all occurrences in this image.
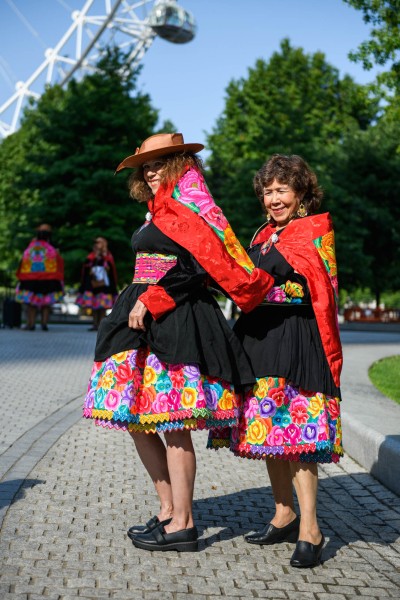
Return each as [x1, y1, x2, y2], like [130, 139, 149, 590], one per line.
[131, 523, 198, 552]
[127, 516, 172, 540]
[245, 515, 300, 545]
[290, 534, 325, 568]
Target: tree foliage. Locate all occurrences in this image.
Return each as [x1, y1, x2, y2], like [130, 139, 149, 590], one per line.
[0, 47, 172, 287]
[206, 40, 381, 294]
[343, 0, 400, 92]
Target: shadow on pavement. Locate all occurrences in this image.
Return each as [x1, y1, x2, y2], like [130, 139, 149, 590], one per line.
[192, 474, 400, 555]
[0, 479, 46, 511]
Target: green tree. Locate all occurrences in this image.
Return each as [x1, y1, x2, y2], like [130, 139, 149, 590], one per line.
[343, 0, 400, 91]
[206, 40, 378, 293]
[0, 47, 172, 286]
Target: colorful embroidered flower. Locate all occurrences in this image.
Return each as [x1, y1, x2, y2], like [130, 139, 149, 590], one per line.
[84, 389, 95, 409]
[152, 392, 169, 413]
[205, 387, 218, 410]
[268, 385, 287, 407]
[184, 364, 200, 381]
[113, 351, 129, 364]
[147, 354, 163, 373]
[115, 363, 134, 384]
[302, 423, 318, 443]
[329, 423, 336, 442]
[219, 389, 234, 411]
[283, 423, 302, 444]
[244, 396, 259, 420]
[181, 387, 197, 408]
[266, 286, 286, 303]
[167, 389, 181, 410]
[170, 370, 185, 388]
[290, 405, 309, 425]
[196, 390, 207, 408]
[259, 398, 277, 418]
[224, 225, 254, 273]
[308, 394, 324, 418]
[135, 386, 156, 413]
[100, 370, 115, 390]
[267, 425, 284, 446]
[290, 395, 309, 411]
[143, 366, 157, 386]
[327, 398, 340, 420]
[155, 376, 172, 393]
[246, 420, 267, 445]
[203, 206, 229, 231]
[104, 389, 121, 411]
[285, 281, 304, 298]
[254, 378, 269, 399]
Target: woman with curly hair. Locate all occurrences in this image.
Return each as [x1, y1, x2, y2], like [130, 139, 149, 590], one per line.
[209, 154, 343, 568]
[83, 133, 274, 552]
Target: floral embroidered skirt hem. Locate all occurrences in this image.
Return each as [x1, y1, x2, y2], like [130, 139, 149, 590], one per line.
[207, 376, 343, 463]
[76, 291, 116, 310]
[83, 347, 239, 434]
[15, 287, 63, 307]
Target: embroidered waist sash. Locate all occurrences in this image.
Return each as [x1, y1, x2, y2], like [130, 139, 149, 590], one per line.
[132, 252, 178, 284]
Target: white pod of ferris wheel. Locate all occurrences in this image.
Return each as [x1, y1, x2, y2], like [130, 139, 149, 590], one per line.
[0, 0, 196, 138]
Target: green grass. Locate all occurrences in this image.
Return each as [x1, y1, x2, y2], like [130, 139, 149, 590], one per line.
[368, 355, 400, 404]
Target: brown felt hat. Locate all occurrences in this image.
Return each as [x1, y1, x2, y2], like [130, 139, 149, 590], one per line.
[115, 132, 204, 172]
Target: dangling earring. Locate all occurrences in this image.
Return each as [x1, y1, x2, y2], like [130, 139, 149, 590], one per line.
[297, 202, 307, 218]
[266, 212, 271, 223]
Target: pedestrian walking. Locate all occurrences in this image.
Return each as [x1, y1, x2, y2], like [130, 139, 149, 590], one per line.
[76, 236, 118, 331]
[209, 154, 343, 567]
[83, 133, 273, 552]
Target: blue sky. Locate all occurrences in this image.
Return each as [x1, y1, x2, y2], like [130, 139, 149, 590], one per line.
[0, 0, 379, 156]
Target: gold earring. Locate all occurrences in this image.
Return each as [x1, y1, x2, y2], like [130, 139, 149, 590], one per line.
[266, 212, 271, 222]
[297, 203, 307, 218]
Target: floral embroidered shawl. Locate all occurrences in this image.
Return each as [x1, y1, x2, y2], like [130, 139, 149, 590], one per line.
[252, 213, 342, 387]
[16, 239, 64, 281]
[140, 167, 273, 317]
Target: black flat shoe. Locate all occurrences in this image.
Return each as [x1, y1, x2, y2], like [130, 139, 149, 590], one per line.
[131, 523, 198, 552]
[127, 516, 172, 540]
[245, 515, 300, 545]
[290, 534, 325, 568]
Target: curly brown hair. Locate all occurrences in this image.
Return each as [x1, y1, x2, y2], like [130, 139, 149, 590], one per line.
[253, 154, 323, 217]
[128, 152, 204, 203]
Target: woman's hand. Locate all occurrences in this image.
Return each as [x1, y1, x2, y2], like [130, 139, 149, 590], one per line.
[129, 299, 148, 331]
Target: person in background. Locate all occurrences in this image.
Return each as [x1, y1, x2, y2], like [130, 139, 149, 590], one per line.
[83, 133, 273, 552]
[15, 223, 64, 331]
[76, 236, 118, 331]
[209, 154, 343, 568]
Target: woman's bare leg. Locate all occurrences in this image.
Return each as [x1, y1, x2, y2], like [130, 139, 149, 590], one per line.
[27, 304, 37, 328]
[289, 462, 321, 544]
[163, 429, 196, 533]
[129, 430, 173, 521]
[266, 458, 297, 527]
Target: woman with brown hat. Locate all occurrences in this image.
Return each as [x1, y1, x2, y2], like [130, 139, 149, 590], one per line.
[208, 154, 343, 568]
[83, 133, 274, 552]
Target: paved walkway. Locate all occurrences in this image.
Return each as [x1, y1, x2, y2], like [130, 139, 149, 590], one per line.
[0, 325, 400, 599]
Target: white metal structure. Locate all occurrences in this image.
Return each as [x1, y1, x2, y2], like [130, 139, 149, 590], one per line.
[0, 0, 196, 138]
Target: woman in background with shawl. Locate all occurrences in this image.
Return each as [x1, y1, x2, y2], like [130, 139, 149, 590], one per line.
[76, 236, 118, 331]
[15, 223, 64, 331]
[83, 133, 274, 552]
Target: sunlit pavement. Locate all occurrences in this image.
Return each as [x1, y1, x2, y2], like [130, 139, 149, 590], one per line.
[0, 324, 399, 599]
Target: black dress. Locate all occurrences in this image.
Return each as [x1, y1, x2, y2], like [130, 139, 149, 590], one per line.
[208, 234, 343, 463]
[83, 221, 255, 434]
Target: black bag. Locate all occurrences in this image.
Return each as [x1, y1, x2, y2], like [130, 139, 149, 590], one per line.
[2, 298, 22, 328]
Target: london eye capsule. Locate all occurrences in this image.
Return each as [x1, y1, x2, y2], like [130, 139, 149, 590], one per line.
[149, 0, 196, 44]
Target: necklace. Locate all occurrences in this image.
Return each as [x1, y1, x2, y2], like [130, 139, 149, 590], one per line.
[260, 232, 279, 255]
